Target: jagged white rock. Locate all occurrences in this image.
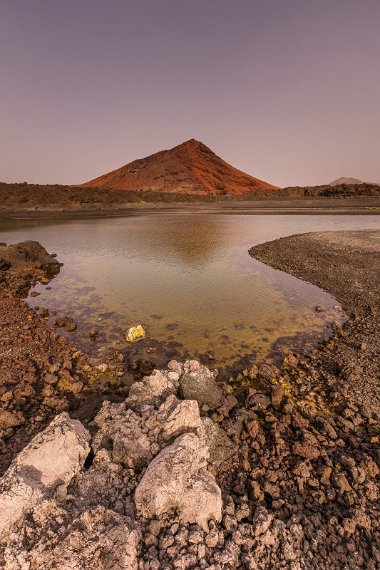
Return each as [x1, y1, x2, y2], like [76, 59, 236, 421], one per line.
[145, 394, 203, 443]
[0, 412, 90, 541]
[92, 402, 152, 469]
[126, 369, 179, 411]
[135, 432, 222, 530]
[0, 361, 230, 564]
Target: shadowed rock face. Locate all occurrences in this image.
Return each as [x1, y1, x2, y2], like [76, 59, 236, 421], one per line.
[0, 241, 60, 295]
[80, 139, 278, 195]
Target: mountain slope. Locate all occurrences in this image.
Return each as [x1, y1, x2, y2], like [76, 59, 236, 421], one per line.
[80, 139, 277, 195]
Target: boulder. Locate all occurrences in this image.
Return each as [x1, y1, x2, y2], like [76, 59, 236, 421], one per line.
[126, 369, 179, 411]
[0, 413, 90, 540]
[179, 362, 224, 410]
[93, 402, 152, 469]
[135, 433, 222, 530]
[144, 394, 203, 443]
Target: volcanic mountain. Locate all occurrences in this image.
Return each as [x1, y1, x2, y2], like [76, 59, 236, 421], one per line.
[329, 177, 365, 186]
[81, 139, 277, 195]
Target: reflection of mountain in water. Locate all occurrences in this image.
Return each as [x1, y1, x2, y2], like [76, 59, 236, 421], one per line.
[119, 216, 232, 268]
[0, 213, 351, 367]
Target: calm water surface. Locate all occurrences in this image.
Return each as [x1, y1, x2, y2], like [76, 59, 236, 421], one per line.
[1, 214, 379, 368]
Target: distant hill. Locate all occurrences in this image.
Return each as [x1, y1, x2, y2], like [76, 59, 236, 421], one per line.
[329, 177, 365, 186]
[80, 139, 278, 195]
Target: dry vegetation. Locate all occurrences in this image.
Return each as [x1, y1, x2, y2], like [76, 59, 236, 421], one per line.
[0, 181, 379, 213]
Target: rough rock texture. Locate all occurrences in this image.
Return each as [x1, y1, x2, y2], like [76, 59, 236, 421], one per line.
[0, 413, 90, 540]
[80, 139, 277, 195]
[200, 416, 238, 475]
[0, 241, 127, 477]
[0, 361, 233, 568]
[179, 359, 224, 410]
[93, 368, 227, 529]
[92, 403, 153, 469]
[126, 368, 180, 411]
[1, 230, 380, 568]
[0, 354, 379, 569]
[250, 230, 380, 412]
[3, 503, 140, 570]
[135, 433, 221, 530]
[0, 240, 60, 295]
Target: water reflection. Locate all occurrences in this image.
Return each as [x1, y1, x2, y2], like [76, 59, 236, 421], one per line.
[0, 214, 378, 367]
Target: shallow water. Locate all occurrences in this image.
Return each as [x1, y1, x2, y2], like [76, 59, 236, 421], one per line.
[1, 214, 379, 368]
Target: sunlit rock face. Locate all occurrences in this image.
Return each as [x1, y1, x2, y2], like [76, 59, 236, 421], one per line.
[81, 139, 278, 195]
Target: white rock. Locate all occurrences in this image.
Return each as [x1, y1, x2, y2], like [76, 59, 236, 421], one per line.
[167, 360, 183, 375]
[126, 369, 178, 410]
[145, 394, 203, 443]
[93, 404, 152, 469]
[135, 433, 222, 530]
[0, 413, 90, 541]
[177, 468, 222, 530]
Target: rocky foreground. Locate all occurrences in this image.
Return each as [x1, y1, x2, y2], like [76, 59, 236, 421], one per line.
[250, 230, 380, 413]
[0, 236, 379, 569]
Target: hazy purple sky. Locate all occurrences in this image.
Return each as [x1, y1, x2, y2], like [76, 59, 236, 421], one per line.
[1, 1, 379, 187]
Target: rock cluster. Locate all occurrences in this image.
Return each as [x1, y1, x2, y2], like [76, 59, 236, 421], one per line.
[0, 358, 378, 569]
[0, 361, 235, 568]
[0, 240, 60, 295]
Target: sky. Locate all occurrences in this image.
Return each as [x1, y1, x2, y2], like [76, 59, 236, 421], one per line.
[1, 0, 379, 188]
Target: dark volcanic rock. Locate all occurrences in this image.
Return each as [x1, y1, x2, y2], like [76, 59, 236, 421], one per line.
[179, 360, 224, 410]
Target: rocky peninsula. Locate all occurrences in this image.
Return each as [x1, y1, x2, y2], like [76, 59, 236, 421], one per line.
[0, 232, 379, 569]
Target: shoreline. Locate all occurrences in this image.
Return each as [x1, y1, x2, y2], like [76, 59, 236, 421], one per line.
[0, 233, 379, 568]
[1, 197, 380, 219]
[249, 230, 380, 412]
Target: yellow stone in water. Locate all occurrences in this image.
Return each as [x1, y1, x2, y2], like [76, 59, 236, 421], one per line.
[125, 325, 146, 343]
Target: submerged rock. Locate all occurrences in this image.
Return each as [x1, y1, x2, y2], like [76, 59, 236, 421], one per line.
[55, 315, 77, 332]
[125, 325, 145, 343]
